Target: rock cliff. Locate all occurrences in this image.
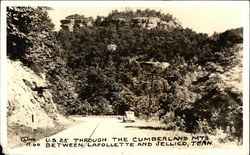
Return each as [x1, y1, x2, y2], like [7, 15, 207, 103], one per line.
[7, 60, 64, 129]
[60, 16, 181, 31]
[60, 18, 93, 31]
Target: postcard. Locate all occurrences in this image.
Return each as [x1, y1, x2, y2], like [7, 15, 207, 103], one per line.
[1, 1, 249, 155]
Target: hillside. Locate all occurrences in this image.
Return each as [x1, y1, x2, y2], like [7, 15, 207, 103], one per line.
[55, 10, 243, 141]
[6, 7, 244, 147]
[7, 59, 73, 148]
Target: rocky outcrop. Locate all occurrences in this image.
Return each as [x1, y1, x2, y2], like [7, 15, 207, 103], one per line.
[60, 18, 93, 31]
[131, 17, 159, 29]
[7, 60, 62, 129]
[101, 17, 128, 27]
[106, 44, 117, 52]
[60, 19, 75, 32]
[99, 16, 180, 30]
[140, 61, 170, 70]
[131, 17, 180, 30]
[60, 16, 180, 31]
[158, 20, 180, 30]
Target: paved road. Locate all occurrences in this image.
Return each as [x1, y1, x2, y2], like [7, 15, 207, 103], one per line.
[9, 117, 176, 154]
[8, 117, 239, 155]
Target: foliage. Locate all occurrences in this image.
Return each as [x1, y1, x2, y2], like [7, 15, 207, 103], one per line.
[107, 8, 177, 23]
[7, 6, 79, 116]
[55, 9, 243, 141]
[192, 44, 243, 139]
[7, 7, 243, 141]
[7, 7, 54, 70]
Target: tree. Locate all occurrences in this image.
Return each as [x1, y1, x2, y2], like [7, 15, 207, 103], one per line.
[193, 43, 243, 140]
[7, 6, 55, 71]
[55, 9, 243, 143]
[7, 6, 81, 116]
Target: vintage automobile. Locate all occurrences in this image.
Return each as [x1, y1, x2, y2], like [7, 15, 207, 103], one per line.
[123, 111, 135, 122]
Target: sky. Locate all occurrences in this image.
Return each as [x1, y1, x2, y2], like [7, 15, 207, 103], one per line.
[48, 2, 246, 35]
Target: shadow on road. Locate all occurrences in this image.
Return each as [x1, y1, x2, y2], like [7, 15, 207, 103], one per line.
[125, 125, 169, 131]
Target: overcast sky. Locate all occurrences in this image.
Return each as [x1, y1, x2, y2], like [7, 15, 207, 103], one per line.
[48, 2, 247, 35]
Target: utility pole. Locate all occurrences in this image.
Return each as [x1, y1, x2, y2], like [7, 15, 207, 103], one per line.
[140, 61, 170, 121]
[147, 73, 154, 121]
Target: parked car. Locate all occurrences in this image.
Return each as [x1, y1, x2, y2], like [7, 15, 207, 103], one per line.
[123, 111, 135, 122]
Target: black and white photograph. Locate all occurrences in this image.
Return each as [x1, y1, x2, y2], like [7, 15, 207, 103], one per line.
[0, 1, 249, 155]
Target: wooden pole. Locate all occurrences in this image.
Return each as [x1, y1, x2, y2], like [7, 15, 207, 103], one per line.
[32, 114, 34, 123]
[147, 73, 154, 121]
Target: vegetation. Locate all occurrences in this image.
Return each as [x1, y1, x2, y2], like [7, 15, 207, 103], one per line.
[7, 7, 243, 142]
[8, 123, 65, 148]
